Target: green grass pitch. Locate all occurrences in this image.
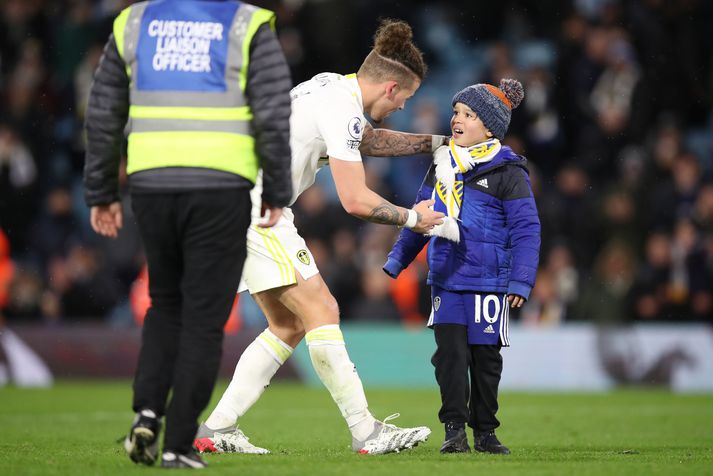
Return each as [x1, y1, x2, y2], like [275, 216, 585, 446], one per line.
[1, 381, 712, 475]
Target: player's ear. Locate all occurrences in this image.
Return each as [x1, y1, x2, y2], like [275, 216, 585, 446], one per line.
[385, 81, 399, 100]
[486, 130, 493, 138]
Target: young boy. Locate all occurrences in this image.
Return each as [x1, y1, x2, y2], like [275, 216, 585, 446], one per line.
[383, 79, 540, 454]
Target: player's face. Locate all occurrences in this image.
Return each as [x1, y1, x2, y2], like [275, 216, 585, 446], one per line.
[371, 80, 420, 122]
[451, 102, 491, 146]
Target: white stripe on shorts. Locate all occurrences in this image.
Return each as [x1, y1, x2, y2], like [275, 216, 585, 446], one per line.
[499, 295, 510, 347]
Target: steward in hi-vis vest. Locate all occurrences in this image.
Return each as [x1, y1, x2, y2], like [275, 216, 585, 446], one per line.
[85, 0, 292, 199]
[82, 0, 292, 468]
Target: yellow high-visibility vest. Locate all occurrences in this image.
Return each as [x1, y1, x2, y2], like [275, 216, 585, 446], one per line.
[112, 1, 276, 182]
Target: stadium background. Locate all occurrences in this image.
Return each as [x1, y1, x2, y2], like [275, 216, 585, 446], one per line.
[0, 0, 712, 389]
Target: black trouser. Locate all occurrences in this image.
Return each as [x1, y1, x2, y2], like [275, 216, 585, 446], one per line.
[131, 189, 251, 453]
[431, 324, 503, 433]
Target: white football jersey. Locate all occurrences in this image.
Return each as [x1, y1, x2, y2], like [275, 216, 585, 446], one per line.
[250, 72, 364, 217]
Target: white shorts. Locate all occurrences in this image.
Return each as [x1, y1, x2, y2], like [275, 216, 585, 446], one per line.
[238, 208, 319, 294]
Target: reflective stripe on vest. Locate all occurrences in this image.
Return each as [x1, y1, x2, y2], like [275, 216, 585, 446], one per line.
[112, 1, 274, 182]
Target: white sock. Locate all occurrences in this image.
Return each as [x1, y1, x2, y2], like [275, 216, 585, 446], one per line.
[205, 329, 293, 430]
[305, 325, 376, 440]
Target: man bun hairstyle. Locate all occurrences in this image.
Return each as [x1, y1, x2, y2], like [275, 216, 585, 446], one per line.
[358, 19, 426, 86]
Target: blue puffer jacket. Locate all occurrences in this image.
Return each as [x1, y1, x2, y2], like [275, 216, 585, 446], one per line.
[384, 145, 541, 299]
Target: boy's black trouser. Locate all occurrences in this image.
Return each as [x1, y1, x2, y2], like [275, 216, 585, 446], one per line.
[131, 189, 251, 454]
[431, 323, 503, 432]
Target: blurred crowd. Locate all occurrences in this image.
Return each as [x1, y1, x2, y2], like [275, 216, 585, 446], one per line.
[0, 0, 712, 328]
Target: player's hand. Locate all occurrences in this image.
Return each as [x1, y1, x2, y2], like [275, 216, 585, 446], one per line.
[508, 294, 526, 308]
[90, 202, 123, 239]
[259, 203, 283, 228]
[410, 199, 444, 234]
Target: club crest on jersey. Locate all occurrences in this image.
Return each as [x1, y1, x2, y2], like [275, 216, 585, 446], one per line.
[297, 250, 310, 265]
[433, 296, 441, 311]
[348, 117, 363, 139]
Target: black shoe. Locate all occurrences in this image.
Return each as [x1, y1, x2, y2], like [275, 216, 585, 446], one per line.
[161, 450, 207, 469]
[124, 409, 161, 465]
[440, 422, 471, 454]
[474, 431, 510, 455]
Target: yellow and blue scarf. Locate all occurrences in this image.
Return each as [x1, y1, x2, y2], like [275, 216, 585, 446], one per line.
[428, 138, 501, 242]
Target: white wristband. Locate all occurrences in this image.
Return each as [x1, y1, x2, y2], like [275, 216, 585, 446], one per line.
[404, 209, 418, 229]
[432, 135, 447, 151]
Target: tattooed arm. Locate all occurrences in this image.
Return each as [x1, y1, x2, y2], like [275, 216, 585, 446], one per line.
[329, 156, 443, 233]
[359, 122, 445, 157]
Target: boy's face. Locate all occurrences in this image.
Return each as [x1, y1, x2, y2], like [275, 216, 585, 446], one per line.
[451, 102, 492, 146]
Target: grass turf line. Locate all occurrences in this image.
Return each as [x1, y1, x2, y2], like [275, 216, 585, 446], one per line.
[0, 381, 711, 475]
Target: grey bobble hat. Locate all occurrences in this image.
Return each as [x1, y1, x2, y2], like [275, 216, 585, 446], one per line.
[452, 78, 524, 140]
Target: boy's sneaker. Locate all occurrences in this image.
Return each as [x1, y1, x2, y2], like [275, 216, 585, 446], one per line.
[161, 450, 207, 469]
[352, 413, 431, 455]
[440, 422, 470, 453]
[193, 423, 270, 454]
[124, 409, 161, 466]
[474, 431, 510, 455]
